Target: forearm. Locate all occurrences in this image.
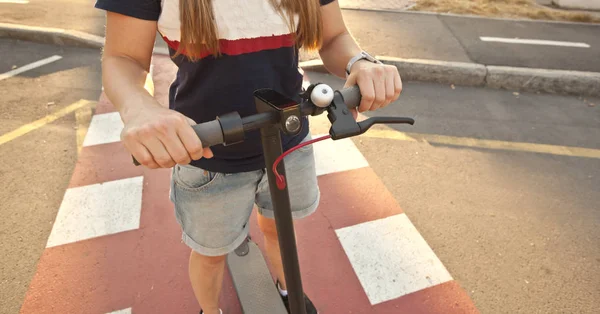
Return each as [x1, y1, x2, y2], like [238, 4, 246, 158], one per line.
[319, 31, 362, 78]
[101, 55, 156, 123]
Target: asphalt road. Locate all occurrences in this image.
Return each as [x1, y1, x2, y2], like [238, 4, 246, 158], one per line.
[3, 1, 600, 71]
[0, 39, 103, 314]
[0, 0, 105, 36]
[307, 71, 600, 314]
[1, 36, 599, 313]
[345, 10, 600, 72]
[0, 0, 169, 51]
[341, 10, 473, 62]
[439, 14, 600, 72]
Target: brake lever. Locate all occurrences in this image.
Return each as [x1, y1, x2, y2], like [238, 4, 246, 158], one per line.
[357, 117, 415, 134]
[327, 91, 414, 140]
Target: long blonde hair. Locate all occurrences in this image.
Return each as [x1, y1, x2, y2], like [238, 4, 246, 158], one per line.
[178, 0, 324, 59]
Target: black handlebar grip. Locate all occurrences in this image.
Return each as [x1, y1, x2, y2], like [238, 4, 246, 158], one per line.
[339, 86, 362, 109]
[192, 120, 224, 148]
[132, 120, 224, 166]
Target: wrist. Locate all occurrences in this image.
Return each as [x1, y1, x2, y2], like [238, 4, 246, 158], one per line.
[349, 59, 372, 74]
[120, 106, 141, 124]
[345, 51, 381, 76]
[119, 94, 156, 124]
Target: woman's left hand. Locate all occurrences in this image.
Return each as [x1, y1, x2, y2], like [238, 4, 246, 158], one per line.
[344, 60, 403, 114]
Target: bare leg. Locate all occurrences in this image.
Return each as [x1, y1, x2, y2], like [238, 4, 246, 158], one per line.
[257, 213, 288, 289]
[189, 250, 226, 314]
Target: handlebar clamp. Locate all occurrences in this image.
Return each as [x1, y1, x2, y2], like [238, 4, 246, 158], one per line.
[217, 112, 245, 146]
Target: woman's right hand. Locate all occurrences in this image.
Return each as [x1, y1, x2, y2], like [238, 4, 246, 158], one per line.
[120, 103, 213, 169]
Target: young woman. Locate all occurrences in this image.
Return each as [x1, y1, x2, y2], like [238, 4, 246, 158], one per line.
[94, 0, 402, 313]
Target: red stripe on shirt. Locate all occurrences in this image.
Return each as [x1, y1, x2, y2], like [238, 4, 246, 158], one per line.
[162, 33, 295, 58]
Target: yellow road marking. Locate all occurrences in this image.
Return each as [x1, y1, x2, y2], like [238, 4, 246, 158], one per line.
[0, 99, 96, 146]
[361, 128, 600, 159]
[74, 105, 95, 154]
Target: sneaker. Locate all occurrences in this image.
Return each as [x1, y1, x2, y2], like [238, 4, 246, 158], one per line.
[277, 281, 318, 314]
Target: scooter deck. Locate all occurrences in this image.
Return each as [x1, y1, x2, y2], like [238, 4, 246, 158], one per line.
[227, 239, 288, 314]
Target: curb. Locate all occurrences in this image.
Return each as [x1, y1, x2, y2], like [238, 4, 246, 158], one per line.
[300, 57, 600, 97]
[0, 23, 104, 49]
[0, 22, 170, 55]
[2, 22, 599, 97]
[485, 65, 600, 97]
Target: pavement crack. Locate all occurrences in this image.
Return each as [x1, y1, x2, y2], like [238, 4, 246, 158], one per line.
[320, 210, 335, 231]
[484, 65, 489, 86]
[437, 15, 475, 64]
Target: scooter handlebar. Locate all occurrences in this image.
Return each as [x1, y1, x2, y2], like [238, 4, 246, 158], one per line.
[171, 86, 361, 149]
[132, 86, 361, 166]
[195, 86, 361, 147]
[192, 119, 223, 148]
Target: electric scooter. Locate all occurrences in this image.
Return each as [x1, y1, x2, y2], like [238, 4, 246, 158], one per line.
[134, 83, 415, 314]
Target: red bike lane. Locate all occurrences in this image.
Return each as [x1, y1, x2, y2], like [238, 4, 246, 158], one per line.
[19, 55, 477, 314]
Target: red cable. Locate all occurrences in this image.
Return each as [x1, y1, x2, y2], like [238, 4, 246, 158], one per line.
[272, 134, 332, 190]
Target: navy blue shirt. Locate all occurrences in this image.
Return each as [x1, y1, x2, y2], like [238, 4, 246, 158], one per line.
[95, 0, 334, 173]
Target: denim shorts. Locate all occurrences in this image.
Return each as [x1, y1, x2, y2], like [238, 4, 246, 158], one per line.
[169, 135, 319, 256]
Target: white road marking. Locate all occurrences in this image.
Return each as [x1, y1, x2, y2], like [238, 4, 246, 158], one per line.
[46, 176, 144, 248]
[480, 36, 590, 48]
[0, 55, 62, 81]
[311, 134, 369, 176]
[336, 214, 453, 305]
[82, 112, 124, 147]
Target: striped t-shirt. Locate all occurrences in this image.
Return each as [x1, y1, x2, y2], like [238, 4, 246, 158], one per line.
[95, 0, 334, 173]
